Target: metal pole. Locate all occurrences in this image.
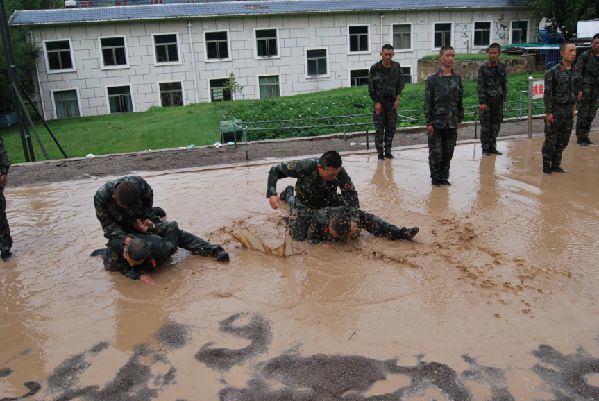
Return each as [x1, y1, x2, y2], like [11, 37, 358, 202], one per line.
[366, 127, 369, 149]
[13, 83, 49, 159]
[474, 109, 478, 140]
[528, 76, 533, 139]
[244, 128, 248, 160]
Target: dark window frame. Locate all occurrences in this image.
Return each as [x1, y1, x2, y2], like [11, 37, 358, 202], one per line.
[434, 23, 452, 48]
[392, 24, 412, 51]
[100, 36, 128, 68]
[153, 33, 180, 64]
[349, 25, 369, 53]
[350, 69, 369, 87]
[255, 28, 278, 58]
[306, 49, 328, 77]
[205, 31, 230, 60]
[159, 81, 184, 107]
[511, 21, 529, 44]
[473, 21, 492, 47]
[45, 39, 74, 72]
[107, 85, 133, 114]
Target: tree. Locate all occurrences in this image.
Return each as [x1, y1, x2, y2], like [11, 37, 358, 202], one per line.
[225, 72, 244, 102]
[0, 0, 62, 111]
[528, 0, 599, 39]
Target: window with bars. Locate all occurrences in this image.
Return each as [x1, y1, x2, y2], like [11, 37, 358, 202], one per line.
[401, 67, 412, 84]
[306, 49, 327, 76]
[393, 24, 411, 50]
[153, 34, 179, 63]
[256, 29, 278, 57]
[45, 40, 73, 71]
[349, 26, 369, 52]
[511, 21, 528, 44]
[53, 90, 80, 118]
[206, 31, 229, 60]
[101, 37, 127, 67]
[107, 86, 133, 114]
[259, 76, 280, 99]
[210, 79, 232, 102]
[474, 22, 492, 46]
[434, 23, 452, 48]
[159, 82, 183, 107]
[350, 69, 369, 87]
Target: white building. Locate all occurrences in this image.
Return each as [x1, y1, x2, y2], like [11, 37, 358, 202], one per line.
[10, 0, 537, 120]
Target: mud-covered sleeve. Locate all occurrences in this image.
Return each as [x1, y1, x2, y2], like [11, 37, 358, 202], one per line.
[424, 76, 434, 126]
[266, 160, 304, 198]
[94, 188, 128, 242]
[477, 65, 487, 105]
[457, 77, 464, 123]
[0, 138, 10, 175]
[106, 239, 141, 280]
[544, 69, 554, 114]
[368, 65, 378, 103]
[397, 63, 405, 96]
[338, 168, 360, 221]
[577, 52, 587, 76]
[306, 209, 328, 245]
[137, 178, 156, 220]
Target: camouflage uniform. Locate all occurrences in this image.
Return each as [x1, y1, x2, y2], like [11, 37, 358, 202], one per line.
[424, 69, 464, 183]
[0, 137, 11, 255]
[306, 206, 403, 244]
[477, 60, 507, 152]
[103, 220, 220, 280]
[266, 158, 359, 241]
[94, 176, 159, 242]
[542, 62, 582, 171]
[369, 60, 405, 156]
[575, 49, 599, 142]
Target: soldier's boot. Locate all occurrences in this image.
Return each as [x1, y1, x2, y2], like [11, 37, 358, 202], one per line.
[431, 180, 442, 187]
[378, 154, 385, 161]
[385, 153, 396, 159]
[577, 136, 589, 146]
[482, 150, 491, 156]
[490, 148, 503, 155]
[585, 137, 598, 145]
[1, 250, 13, 262]
[390, 226, 419, 240]
[441, 180, 452, 186]
[550, 154, 569, 173]
[542, 159, 552, 175]
[212, 246, 230, 262]
[279, 185, 294, 202]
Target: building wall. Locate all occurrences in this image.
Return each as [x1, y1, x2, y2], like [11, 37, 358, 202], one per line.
[32, 8, 537, 119]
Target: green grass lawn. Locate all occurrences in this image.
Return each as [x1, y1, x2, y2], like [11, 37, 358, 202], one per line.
[1, 72, 544, 164]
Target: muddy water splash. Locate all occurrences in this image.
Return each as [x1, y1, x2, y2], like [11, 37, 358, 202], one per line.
[1, 134, 599, 400]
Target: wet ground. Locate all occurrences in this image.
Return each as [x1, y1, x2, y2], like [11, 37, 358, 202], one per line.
[1, 133, 599, 400]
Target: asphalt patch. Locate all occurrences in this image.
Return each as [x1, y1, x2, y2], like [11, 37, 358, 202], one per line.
[0, 382, 42, 401]
[461, 354, 514, 401]
[0, 368, 13, 378]
[155, 321, 191, 350]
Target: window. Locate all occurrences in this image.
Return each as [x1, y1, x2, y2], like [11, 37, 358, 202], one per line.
[511, 21, 528, 44]
[210, 79, 232, 102]
[474, 22, 492, 47]
[107, 86, 133, 114]
[159, 82, 184, 107]
[256, 29, 278, 58]
[401, 66, 412, 84]
[44, 40, 74, 72]
[393, 24, 412, 51]
[205, 31, 230, 60]
[153, 33, 179, 64]
[259, 76, 280, 99]
[306, 49, 328, 77]
[349, 26, 369, 53]
[100, 36, 128, 68]
[350, 69, 369, 87]
[53, 89, 80, 119]
[434, 23, 452, 48]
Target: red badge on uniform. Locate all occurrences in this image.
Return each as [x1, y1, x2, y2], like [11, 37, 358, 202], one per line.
[151, 258, 156, 267]
[324, 228, 328, 233]
[439, 72, 443, 77]
[560, 66, 564, 71]
[488, 62, 491, 67]
[344, 183, 351, 189]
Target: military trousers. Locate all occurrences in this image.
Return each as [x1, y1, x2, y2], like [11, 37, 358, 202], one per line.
[356, 210, 398, 238]
[428, 127, 457, 181]
[0, 190, 12, 253]
[152, 220, 219, 258]
[542, 103, 574, 168]
[576, 83, 599, 139]
[373, 98, 398, 155]
[480, 96, 504, 151]
[286, 193, 345, 242]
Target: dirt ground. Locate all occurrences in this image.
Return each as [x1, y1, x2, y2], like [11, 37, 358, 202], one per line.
[11, 116, 595, 188]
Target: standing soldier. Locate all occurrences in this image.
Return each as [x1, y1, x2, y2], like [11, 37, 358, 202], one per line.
[0, 136, 12, 261]
[542, 41, 582, 174]
[477, 43, 507, 156]
[369, 44, 404, 161]
[424, 46, 464, 187]
[575, 34, 599, 146]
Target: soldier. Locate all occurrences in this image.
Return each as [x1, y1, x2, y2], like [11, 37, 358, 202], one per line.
[424, 45, 464, 187]
[369, 44, 405, 160]
[99, 220, 229, 285]
[477, 43, 507, 156]
[542, 41, 582, 174]
[305, 206, 418, 245]
[267, 151, 359, 241]
[575, 33, 599, 146]
[0, 136, 12, 261]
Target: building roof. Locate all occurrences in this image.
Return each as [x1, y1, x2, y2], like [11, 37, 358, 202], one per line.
[10, 0, 529, 26]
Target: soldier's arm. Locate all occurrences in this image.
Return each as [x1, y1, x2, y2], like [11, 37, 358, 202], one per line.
[266, 160, 304, 197]
[544, 69, 554, 114]
[338, 168, 360, 221]
[457, 78, 465, 123]
[477, 65, 487, 105]
[137, 177, 157, 221]
[424, 77, 434, 126]
[502, 65, 508, 103]
[94, 189, 128, 242]
[397, 63, 405, 95]
[577, 52, 587, 76]
[368, 65, 379, 103]
[0, 138, 10, 192]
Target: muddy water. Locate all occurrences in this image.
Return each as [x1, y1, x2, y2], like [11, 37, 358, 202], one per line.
[1, 134, 598, 400]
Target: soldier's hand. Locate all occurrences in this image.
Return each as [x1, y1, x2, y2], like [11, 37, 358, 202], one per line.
[269, 195, 280, 209]
[479, 104, 487, 113]
[322, 243, 336, 251]
[349, 221, 358, 238]
[0, 174, 7, 192]
[394, 100, 399, 112]
[375, 102, 381, 115]
[457, 123, 462, 129]
[140, 274, 155, 285]
[427, 126, 434, 136]
[546, 113, 553, 127]
[578, 91, 583, 102]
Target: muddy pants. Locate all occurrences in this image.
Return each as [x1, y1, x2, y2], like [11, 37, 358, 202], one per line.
[428, 126, 457, 182]
[151, 220, 219, 258]
[374, 98, 398, 155]
[542, 103, 574, 169]
[480, 95, 503, 152]
[285, 192, 345, 241]
[0, 191, 11, 253]
[576, 83, 599, 139]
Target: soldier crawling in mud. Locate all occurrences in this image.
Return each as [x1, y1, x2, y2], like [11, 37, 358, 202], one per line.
[266, 151, 418, 243]
[575, 33, 599, 146]
[477, 43, 507, 156]
[369, 44, 404, 161]
[542, 41, 582, 175]
[0, 135, 12, 262]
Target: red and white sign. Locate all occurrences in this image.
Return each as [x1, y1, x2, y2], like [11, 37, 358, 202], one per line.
[532, 80, 545, 99]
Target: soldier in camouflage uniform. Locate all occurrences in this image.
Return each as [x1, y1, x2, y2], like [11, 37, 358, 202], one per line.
[267, 151, 359, 241]
[477, 43, 507, 156]
[101, 220, 229, 285]
[0, 136, 12, 261]
[369, 44, 405, 160]
[305, 206, 418, 245]
[424, 46, 464, 187]
[575, 34, 599, 146]
[542, 41, 582, 174]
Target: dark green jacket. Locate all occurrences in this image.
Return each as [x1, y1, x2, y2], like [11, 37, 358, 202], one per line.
[477, 60, 507, 104]
[94, 176, 157, 242]
[266, 158, 359, 219]
[306, 206, 348, 244]
[424, 69, 464, 129]
[544, 62, 582, 113]
[577, 49, 599, 85]
[0, 137, 10, 175]
[368, 60, 404, 103]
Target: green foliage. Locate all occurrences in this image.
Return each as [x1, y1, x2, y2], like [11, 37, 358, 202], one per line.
[527, 0, 599, 39]
[225, 73, 244, 101]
